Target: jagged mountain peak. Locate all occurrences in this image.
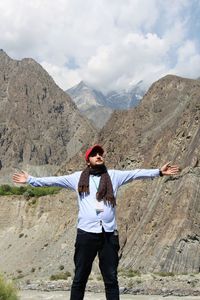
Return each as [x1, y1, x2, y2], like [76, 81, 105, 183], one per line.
[68, 80, 99, 94]
[70, 80, 89, 91]
[0, 51, 97, 182]
[66, 81, 110, 128]
[67, 80, 146, 128]
[0, 49, 11, 58]
[0, 49, 16, 64]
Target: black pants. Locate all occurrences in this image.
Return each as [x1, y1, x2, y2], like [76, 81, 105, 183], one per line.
[70, 228, 120, 300]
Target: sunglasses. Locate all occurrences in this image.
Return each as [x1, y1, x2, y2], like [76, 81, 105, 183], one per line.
[89, 151, 104, 157]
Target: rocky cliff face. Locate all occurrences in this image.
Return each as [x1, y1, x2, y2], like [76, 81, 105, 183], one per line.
[98, 75, 200, 273]
[0, 191, 78, 280]
[0, 50, 96, 182]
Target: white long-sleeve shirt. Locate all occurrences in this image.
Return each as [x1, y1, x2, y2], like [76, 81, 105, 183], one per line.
[27, 169, 160, 233]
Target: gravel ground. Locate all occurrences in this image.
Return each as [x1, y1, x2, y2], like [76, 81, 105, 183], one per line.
[19, 290, 200, 300]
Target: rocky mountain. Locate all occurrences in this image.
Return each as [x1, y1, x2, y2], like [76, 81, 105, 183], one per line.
[98, 74, 200, 273]
[0, 50, 97, 183]
[0, 58, 199, 283]
[66, 80, 145, 128]
[66, 81, 112, 128]
[106, 80, 144, 110]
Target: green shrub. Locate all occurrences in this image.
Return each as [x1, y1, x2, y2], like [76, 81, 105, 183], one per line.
[154, 271, 175, 277]
[28, 199, 38, 206]
[0, 185, 12, 195]
[119, 269, 141, 277]
[0, 185, 61, 197]
[23, 189, 35, 199]
[1, 185, 11, 192]
[31, 187, 61, 197]
[18, 186, 27, 194]
[50, 271, 71, 281]
[126, 269, 141, 277]
[0, 275, 19, 300]
[96, 274, 103, 281]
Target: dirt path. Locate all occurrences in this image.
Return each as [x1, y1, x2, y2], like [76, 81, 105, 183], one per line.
[19, 290, 200, 300]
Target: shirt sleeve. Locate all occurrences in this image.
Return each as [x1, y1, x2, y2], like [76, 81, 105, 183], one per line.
[112, 169, 160, 188]
[27, 172, 80, 191]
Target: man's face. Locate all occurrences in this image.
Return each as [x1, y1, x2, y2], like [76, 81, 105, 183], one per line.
[88, 149, 105, 167]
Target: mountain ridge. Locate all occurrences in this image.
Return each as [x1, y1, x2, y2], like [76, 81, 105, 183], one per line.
[97, 74, 200, 273]
[66, 80, 145, 128]
[0, 50, 97, 183]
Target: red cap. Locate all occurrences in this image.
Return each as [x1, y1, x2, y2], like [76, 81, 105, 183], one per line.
[85, 144, 104, 161]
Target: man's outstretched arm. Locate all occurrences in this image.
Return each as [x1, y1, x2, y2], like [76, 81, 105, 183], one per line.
[12, 170, 79, 190]
[112, 162, 180, 187]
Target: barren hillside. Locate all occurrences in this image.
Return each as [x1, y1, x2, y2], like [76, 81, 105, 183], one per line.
[0, 50, 96, 183]
[99, 75, 200, 273]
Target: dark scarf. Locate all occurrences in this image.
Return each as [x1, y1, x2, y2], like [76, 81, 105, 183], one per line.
[78, 165, 116, 207]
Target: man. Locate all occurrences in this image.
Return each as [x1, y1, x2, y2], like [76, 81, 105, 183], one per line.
[13, 144, 179, 300]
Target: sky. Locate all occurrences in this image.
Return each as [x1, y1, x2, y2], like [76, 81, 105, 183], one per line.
[1, 0, 200, 93]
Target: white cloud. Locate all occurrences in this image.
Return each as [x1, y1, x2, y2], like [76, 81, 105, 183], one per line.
[0, 0, 199, 92]
[41, 61, 81, 90]
[170, 40, 200, 78]
[83, 33, 167, 92]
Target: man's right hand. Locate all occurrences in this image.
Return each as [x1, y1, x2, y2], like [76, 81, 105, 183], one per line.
[12, 171, 29, 184]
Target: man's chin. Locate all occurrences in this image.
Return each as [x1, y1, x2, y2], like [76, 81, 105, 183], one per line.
[92, 162, 104, 168]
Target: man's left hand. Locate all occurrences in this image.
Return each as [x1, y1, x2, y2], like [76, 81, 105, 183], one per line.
[160, 162, 180, 176]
